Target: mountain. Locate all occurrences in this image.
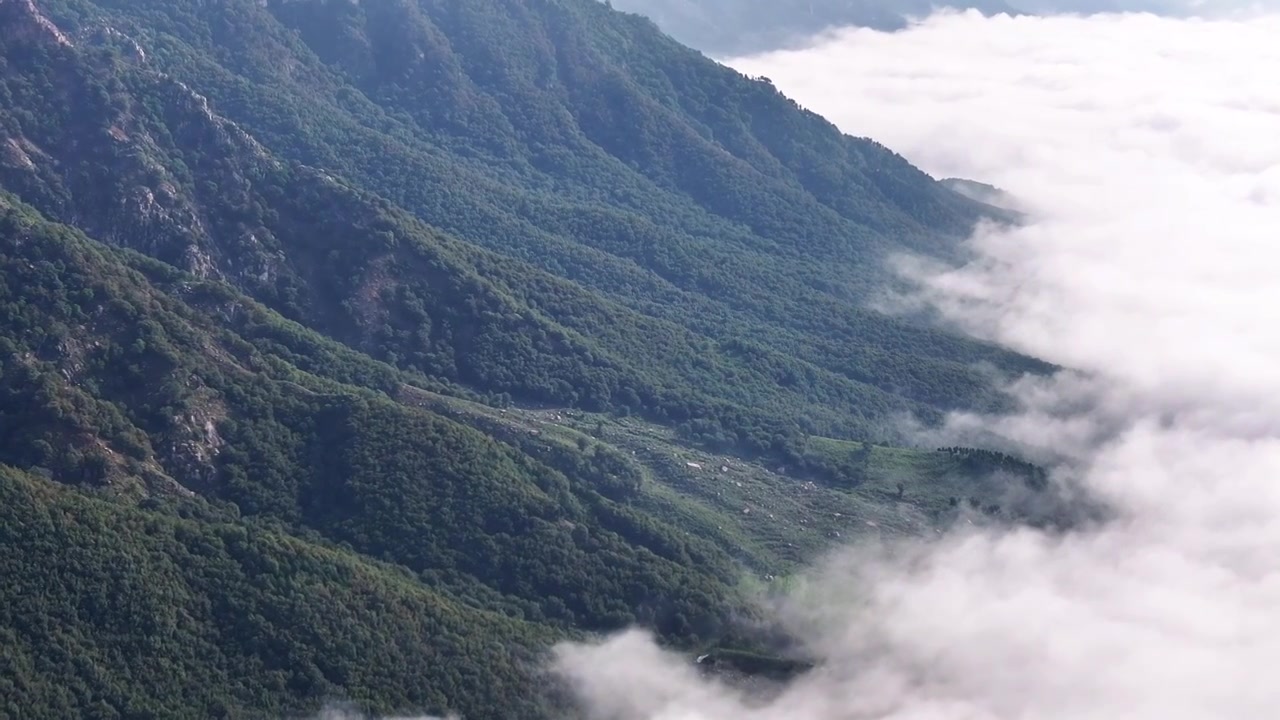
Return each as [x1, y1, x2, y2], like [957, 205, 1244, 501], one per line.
[605, 0, 1021, 56]
[6, 0, 1048, 449]
[0, 0, 1055, 717]
[0, 194, 747, 718]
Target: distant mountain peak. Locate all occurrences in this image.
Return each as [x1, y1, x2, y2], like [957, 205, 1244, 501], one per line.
[604, 0, 1022, 56]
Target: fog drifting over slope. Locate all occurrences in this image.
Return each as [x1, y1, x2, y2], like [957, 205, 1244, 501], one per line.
[553, 11, 1280, 719]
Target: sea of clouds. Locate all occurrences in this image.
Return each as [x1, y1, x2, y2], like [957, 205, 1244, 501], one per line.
[552, 8, 1280, 719]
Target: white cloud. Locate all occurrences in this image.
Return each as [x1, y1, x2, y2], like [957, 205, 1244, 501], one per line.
[734, 12, 1280, 419]
[554, 11, 1280, 720]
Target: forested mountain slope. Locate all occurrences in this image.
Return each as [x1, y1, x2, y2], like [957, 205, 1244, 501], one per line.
[0, 194, 745, 718]
[0, 187, 1048, 719]
[0, 0, 1053, 717]
[5, 0, 1046, 449]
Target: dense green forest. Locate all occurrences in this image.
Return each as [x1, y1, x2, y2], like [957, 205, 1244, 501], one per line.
[0, 0, 1055, 717]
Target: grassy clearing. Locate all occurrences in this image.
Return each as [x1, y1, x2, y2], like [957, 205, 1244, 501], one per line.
[396, 386, 1021, 581]
[394, 386, 1051, 675]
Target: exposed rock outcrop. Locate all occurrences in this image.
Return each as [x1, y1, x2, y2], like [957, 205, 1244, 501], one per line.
[0, 0, 73, 48]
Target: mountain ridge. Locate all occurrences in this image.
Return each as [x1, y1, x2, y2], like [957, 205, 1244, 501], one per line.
[7, 0, 1051, 446]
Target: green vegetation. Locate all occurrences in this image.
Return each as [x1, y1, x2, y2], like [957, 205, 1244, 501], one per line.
[0, 0, 1057, 717]
[6, 0, 1049, 460]
[0, 466, 561, 720]
[0, 197, 749, 718]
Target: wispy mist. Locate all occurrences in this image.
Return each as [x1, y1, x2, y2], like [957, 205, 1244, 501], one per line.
[554, 11, 1280, 719]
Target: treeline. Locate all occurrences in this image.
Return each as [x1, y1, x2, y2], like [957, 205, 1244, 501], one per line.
[937, 447, 1050, 489]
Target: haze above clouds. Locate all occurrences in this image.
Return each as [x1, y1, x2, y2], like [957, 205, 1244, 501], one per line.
[1014, 1, 1280, 15]
[554, 10, 1280, 720]
[607, 0, 1280, 58]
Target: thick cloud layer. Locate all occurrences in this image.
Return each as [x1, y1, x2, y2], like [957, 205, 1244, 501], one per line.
[553, 11, 1280, 720]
